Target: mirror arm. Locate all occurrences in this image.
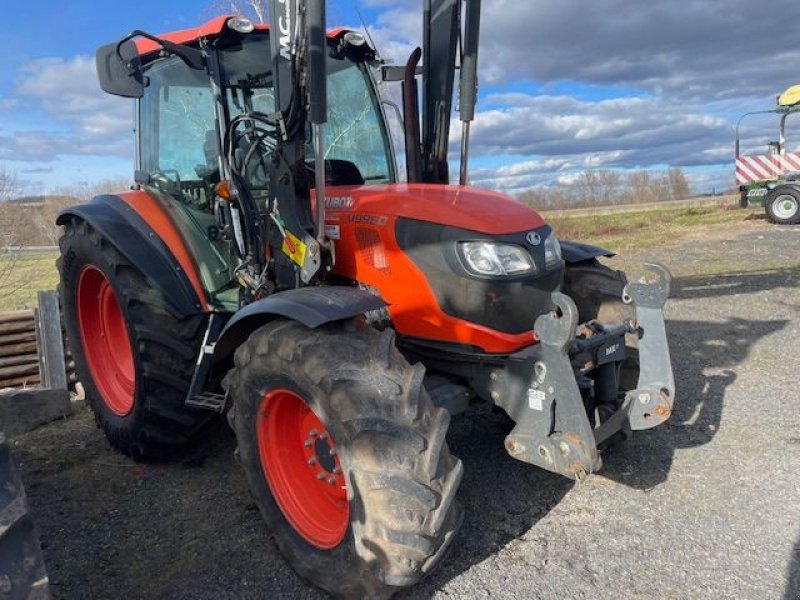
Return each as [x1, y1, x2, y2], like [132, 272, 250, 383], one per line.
[116, 30, 206, 70]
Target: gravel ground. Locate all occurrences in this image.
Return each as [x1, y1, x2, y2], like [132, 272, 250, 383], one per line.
[9, 215, 800, 599]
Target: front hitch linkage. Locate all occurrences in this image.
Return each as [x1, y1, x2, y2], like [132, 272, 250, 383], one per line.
[498, 263, 674, 481]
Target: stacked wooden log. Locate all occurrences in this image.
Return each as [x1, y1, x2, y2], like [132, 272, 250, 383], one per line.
[0, 311, 39, 388]
[0, 310, 75, 389]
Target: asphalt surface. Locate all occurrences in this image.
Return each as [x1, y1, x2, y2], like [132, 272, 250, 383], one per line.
[10, 216, 800, 599]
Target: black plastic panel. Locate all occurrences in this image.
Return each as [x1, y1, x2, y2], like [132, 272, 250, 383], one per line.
[395, 218, 563, 334]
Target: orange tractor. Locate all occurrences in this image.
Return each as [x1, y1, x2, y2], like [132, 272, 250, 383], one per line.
[57, 1, 674, 596]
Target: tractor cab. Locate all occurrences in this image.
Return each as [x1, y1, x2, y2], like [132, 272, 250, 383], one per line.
[133, 24, 395, 194]
[97, 16, 395, 308]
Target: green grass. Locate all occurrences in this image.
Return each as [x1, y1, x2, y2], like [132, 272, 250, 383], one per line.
[0, 251, 60, 311]
[546, 204, 757, 252]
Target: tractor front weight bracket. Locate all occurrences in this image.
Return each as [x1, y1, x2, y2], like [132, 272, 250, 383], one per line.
[619, 263, 674, 430]
[497, 292, 602, 481]
[491, 264, 674, 482]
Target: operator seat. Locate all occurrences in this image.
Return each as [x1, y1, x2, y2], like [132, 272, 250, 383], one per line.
[314, 159, 365, 186]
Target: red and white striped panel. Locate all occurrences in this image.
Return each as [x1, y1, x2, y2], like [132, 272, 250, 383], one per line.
[736, 151, 800, 185]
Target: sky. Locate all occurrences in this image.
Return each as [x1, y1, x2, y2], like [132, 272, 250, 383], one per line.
[2, 0, 800, 197]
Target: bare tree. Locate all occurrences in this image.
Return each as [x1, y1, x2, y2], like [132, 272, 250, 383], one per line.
[667, 167, 691, 200]
[0, 168, 27, 299]
[519, 166, 693, 209]
[518, 186, 579, 210]
[31, 178, 133, 247]
[625, 170, 654, 204]
[578, 169, 622, 206]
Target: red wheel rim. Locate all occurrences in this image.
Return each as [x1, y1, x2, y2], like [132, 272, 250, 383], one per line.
[257, 389, 348, 549]
[76, 266, 135, 417]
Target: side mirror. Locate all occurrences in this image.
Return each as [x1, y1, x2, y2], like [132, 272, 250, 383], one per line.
[96, 40, 144, 98]
[95, 31, 206, 99]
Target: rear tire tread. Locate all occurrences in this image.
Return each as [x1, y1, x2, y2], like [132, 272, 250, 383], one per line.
[59, 218, 209, 459]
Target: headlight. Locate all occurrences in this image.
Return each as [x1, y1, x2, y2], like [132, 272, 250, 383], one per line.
[458, 242, 536, 276]
[543, 234, 562, 269]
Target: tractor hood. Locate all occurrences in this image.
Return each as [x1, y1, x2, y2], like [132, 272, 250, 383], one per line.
[325, 183, 546, 234]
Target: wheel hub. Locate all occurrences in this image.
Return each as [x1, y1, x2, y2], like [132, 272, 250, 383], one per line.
[313, 436, 337, 474]
[256, 389, 348, 549]
[774, 194, 799, 220]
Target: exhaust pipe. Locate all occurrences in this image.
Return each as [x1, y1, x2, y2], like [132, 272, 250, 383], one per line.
[403, 48, 423, 183]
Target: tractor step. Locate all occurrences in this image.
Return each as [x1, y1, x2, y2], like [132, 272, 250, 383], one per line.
[186, 393, 227, 413]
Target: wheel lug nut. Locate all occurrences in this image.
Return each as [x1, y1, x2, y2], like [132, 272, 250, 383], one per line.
[329, 447, 337, 456]
[303, 439, 313, 447]
[327, 476, 337, 485]
[308, 428, 318, 437]
[307, 457, 317, 466]
[333, 466, 342, 474]
[319, 432, 328, 440]
[315, 471, 326, 480]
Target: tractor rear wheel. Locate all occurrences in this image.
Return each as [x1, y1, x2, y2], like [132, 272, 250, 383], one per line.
[224, 319, 463, 598]
[58, 217, 210, 459]
[562, 258, 639, 392]
[765, 186, 800, 225]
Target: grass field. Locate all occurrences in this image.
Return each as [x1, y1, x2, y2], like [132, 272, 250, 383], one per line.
[546, 204, 758, 252]
[0, 204, 763, 312]
[0, 251, 60, 311]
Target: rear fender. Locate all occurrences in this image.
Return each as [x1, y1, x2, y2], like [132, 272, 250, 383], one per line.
[57, 194, 207, 317]
[212, 286, 386, 362]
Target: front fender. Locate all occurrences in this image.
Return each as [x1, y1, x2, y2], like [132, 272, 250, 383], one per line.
[212, 286, 386, 361]
[560, 240, 614, 264]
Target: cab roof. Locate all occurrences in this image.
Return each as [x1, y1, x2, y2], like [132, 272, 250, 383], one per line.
[134, 15, 348, 55]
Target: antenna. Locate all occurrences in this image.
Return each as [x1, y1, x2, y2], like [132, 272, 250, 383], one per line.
[354, 2, 380, 57]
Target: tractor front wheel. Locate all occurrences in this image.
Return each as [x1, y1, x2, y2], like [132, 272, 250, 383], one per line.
[562, 258, 640, 392]
[225, 319, 463, 598]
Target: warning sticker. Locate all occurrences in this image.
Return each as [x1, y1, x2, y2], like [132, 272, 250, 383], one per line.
[325, 224, 341, 240]
[281, 231, 306, 267]
[527, 388, 546, 411]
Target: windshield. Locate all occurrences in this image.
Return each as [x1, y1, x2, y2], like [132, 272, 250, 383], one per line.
[219, 34, 395, 184]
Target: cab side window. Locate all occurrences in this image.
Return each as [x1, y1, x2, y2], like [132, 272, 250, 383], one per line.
[139, 57, 218, 183]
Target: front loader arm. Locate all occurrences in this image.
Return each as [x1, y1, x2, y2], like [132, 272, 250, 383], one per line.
[266, 0, 322, 284]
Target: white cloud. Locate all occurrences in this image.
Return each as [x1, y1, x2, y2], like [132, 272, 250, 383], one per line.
[16, 56, 132, 139]
[0, 55, 133, 168]
[0, 131, 131, 162]
[470, 0, 800, 102]
[463, 94, 729, 167]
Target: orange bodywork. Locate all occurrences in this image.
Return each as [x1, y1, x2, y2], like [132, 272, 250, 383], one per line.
[134, 15, 347, 56]
[115, 182, 547, 352]
[116, 191, 211, 313]
[326, 184, 546, 354]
